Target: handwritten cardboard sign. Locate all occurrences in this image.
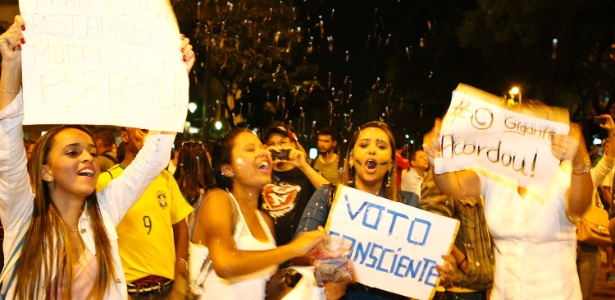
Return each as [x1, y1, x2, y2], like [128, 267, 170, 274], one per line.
[19, 0, 189, 132]
[435, 84, 570, 200]
[326, 185, 459, 300]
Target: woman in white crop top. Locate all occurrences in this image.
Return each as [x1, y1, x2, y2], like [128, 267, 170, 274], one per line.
[191, 128, 326, 299]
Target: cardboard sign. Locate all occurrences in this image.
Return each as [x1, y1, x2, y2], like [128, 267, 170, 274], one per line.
[19, 0, 189, 132]
[326, 185, 459, 300]
[436, 84, 570, 200]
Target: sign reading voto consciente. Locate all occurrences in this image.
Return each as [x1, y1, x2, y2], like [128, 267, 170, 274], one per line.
[325, 185, 459, 300]
[19, 0, 189, 132]
[435, 84, 570, 201]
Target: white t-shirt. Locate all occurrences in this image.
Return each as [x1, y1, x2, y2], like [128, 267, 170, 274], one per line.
[401, 167, 423, 198]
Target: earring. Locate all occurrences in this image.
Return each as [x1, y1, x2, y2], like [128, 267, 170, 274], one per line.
[385, 170, 391, 188]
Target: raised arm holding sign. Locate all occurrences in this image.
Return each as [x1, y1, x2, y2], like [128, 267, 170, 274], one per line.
[422, 84, 593, 299]
[19, 0, 190, 132]
[0, 12, 194, 299]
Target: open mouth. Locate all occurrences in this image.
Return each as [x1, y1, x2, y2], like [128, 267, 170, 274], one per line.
[366, 160, 377, 170]
[78, 169, 94, 177]
[258, 161, 270, 170]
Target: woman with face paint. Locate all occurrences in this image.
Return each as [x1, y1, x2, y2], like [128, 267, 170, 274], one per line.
[190, 128, 327, 300]
[295, 121, 457, 300]
[0, 16, 195, 299]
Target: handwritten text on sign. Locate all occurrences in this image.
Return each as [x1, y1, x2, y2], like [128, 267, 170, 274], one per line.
[19, 0, 189, 132]
[435, 84, 569, 200]
[326, 185, 459, 300]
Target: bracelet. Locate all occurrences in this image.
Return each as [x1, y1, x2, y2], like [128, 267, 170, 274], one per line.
[0, 88, 19, 94]
[572, 155, 591, 175]
[178, 257, 189, 272]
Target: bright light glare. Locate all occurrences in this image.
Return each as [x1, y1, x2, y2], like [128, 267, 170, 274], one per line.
[188, 102, 198, 113]
[309, 148, 318, 160]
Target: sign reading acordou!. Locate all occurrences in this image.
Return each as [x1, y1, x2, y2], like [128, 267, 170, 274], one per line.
[325, 185, 459, 300]
[435, 84, 570, 200]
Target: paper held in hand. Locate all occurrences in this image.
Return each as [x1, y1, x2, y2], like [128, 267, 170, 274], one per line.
[325, 185, 459, 300]
[19, 0, 189, 132]
[435, 83, 570, 201]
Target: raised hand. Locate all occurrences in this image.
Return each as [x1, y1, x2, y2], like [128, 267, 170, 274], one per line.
[179, 35, 195, 73]
[0, 15, 25, 64]
[551, 123, 583, 162]
[598, 114, 615, 132]
[423, 118, 442, 166]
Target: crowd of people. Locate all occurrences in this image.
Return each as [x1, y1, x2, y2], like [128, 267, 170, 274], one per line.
[3, 13, 615, 300]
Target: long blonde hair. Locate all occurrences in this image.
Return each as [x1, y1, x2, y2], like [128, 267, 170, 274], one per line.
[341, 121, 399, 201]
[15, 125, 116, 299]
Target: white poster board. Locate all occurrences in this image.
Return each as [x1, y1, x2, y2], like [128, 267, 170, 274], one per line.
[19, 0, 189, 132]
[326, 185, 459, 300]
[435, 84, 570, 200]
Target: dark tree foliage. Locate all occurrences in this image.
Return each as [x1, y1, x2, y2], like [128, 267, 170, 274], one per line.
[172, 0, 322, 142]
[457, 0, 615, 137]
[385, 0, 615, 140]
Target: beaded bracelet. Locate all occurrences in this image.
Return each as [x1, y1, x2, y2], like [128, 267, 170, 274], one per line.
[0, 88, 19, 94]
[572, 155, 591, 175]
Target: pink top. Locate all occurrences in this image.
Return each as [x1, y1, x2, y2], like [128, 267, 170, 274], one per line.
[72, 248, 98, 299]
[49, 247, 98, 299]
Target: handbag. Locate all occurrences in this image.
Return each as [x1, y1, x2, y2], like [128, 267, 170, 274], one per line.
[187, 242, 212, 299]
[577, 197, 612, 247]
[187, 190, 240, 299]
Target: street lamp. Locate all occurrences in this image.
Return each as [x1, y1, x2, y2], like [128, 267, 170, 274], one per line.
[509, 87, 522, 104]
[188, 102, 198, 114]
[214, 120, 222, 131]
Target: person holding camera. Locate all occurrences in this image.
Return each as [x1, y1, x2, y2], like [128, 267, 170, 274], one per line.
[261, 122, 330, 248]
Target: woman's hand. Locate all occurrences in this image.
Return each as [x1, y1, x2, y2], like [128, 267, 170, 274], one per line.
[0, 15, 25, 65]
[179, 35, 195, 73]
[436, 254, 457, 287]
[0, 15, 25, 110]
[286, 147, 308, 168]
[598, 114, 615, 132]
[551, 123, 583, 162]
[289, 226, 328, 257]
[423, 118, 442, 166]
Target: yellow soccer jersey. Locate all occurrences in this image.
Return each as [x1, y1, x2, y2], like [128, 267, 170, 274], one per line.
[97, 165, 193, 282]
